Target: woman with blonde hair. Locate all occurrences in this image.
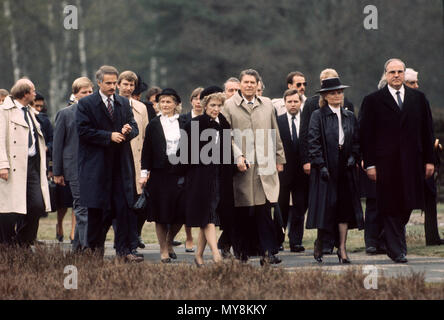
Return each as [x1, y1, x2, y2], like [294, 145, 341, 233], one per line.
[306, 78, 363, 264]
[140, 88, 186, 263]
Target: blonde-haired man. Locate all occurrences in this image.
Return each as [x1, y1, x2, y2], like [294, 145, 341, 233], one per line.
[52, 77, 93, 251]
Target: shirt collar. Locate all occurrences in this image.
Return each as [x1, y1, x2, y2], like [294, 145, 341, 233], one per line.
[99, 90, 114, 103]
[287, 111, 299, 120]
[388, 84, 405, 95]
[241, 94, 256, 105]
[160, 113, 179, 122]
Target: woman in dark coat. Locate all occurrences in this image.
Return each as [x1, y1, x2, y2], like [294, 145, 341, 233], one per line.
[306, 78, 363, 264]
[140, 88, 186, 263]
[182, 87, 234, 266]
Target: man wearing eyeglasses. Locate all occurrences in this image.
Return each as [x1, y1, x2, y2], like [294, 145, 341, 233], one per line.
[360, 58, 435, 263]
[272, 71, 308, 116]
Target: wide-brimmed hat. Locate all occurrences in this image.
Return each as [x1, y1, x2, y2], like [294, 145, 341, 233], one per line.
[317, 77, 350, 93]
[200, 86, 224, 100]
[133, 74, 148, 96]
[156, 88, 181, 104]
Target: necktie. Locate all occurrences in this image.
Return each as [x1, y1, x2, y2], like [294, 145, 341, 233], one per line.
[291, 115, 298, 144]
[22, 107, 33, 148]
[106, 98, 114, 119]
[396, 91, 403, 110]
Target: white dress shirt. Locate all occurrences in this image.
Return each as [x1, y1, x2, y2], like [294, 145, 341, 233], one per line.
[16, 100, 37, 157]
[99, 90, 114, 107]
[287, 111, 300, 139]
[388, 85, 405, 106]
[329, 105, 344, 145]
[160, 114, 181, 156]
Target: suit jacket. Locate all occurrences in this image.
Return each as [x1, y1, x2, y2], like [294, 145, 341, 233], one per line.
[0, 96, 51, 214]
[141, 114, 187, 171]
[53, 103, 79, 181]
[276, 113, 306, 188]
[222, 92, 286, 207]
[359, 85, 434, 219]
[76, 91, 138, 209]
[300, 95, 354, 164]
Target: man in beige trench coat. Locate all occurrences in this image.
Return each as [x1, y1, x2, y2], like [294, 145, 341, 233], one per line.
[222, 69, 286, 265]
[0, 79, 51, 246]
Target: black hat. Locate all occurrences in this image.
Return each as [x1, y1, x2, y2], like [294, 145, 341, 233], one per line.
[155, 88, 181, 104]
[200, 86, 224, 100]
[132, 74, 148, 96]
[35, 92, 45, 101]
[317, 77, 350, 93]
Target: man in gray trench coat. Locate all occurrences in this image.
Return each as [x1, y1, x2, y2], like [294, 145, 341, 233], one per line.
[222, 69, 286, 265]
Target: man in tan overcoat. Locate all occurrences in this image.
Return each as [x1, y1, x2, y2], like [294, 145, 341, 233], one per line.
[0, 79, 51, 245]
[222, 69, 286, 265]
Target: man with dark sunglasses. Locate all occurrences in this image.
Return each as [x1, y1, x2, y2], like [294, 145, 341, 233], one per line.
[273, 71, 308, 116]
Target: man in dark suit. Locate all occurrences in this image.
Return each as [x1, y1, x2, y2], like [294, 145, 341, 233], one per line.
[275, 89, 309, 252]
[360, 58, 435, 263]
[53, 77, 93, 251]
[299, 68, 354, 254]
[76, 65, 141, 262]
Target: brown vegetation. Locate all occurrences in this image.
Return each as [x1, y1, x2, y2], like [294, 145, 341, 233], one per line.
[1, 245, 443, 300]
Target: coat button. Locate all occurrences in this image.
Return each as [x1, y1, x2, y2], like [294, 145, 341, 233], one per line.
[13, 155, 16, 158]
[13, 169, 16, 172]
[14, 141, 16, 144]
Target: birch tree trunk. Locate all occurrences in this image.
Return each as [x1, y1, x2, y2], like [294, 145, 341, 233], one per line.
[3, 0, 21, 82]
[77, 0, 88, 77]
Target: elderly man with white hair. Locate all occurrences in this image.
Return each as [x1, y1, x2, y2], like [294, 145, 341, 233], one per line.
[404, 67, 444, 246]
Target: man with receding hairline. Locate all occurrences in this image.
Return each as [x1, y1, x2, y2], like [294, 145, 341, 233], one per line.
[0, 79, 51, 245]
[76, 65, 140, 262]
[360, 58, 435, 263]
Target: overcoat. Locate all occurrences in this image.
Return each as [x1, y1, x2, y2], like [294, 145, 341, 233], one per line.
[0, 96, 51, 214]
[76, 91, 138, 209]
[221, 92, 286, 207]
[182, 113, 235, 228]
[306, 106, 363, 230]
[129, 98, 149, 195]
[359, 85, 434, 223]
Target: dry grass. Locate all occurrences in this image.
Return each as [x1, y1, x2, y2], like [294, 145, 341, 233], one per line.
[1, 245, 444, 300]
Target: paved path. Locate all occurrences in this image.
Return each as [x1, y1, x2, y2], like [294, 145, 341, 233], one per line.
[48, 241, 444, 283]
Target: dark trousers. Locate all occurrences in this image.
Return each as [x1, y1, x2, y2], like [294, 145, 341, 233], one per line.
[424, 178, 441, 245]
[87, 167, 137, 256]
[218, 230, 232, 250]
[232, 203, 278, 257]
[0, 213, 19, 245]
[276, 184, 307, 247]
[383, 213, 408, 260]
[364, 198, 385, 249]
[15, 155, 45, 246]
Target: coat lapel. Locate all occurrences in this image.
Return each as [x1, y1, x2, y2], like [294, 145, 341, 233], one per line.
[94, 91, 113, 122]
[381, 86, 402, 115]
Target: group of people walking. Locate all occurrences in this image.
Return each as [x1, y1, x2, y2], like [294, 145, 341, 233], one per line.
[0, 57, 441, 266]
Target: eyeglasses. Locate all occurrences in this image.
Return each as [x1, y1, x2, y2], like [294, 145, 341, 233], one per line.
[296, 82, 307, 88]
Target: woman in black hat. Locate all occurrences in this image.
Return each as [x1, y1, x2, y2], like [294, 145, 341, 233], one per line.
[140, 88, 187, 263]
[306, 78, 363, 264]
[182, 86, 235, 266]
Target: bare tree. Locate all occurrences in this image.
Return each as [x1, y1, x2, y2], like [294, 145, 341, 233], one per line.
[3, 0, 21, 82]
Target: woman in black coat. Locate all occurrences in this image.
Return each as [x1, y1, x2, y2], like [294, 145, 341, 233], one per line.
[140, 88, 186, 263]
[182, 87, 234, 266]
[306, 78, 363, 264]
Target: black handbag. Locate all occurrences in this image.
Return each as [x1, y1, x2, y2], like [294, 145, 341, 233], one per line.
[133, 187, 150, 215]
[48, 179, 58, 212]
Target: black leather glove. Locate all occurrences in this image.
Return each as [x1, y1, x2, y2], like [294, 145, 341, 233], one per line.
[320, 167, 329, 181]
[346, 156, 356, 168]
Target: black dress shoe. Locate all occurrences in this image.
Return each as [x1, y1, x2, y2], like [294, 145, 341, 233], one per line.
[260, 254, 282, 266]
[290, 245, 305, 253]
[314, 240, 323, 263]
[366, 246, 377, 255]
[169, 252, 177, 260]
[138, 236, 146, 249]
[172, 240, 182, 246]
[185, 248, 195, 253]
[393, 254, 408, 263]
[124, 254, 144, 263]
[278, 245, 284, 252]
[161, 258, 172, 264]
[337, 250, 351, 264]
